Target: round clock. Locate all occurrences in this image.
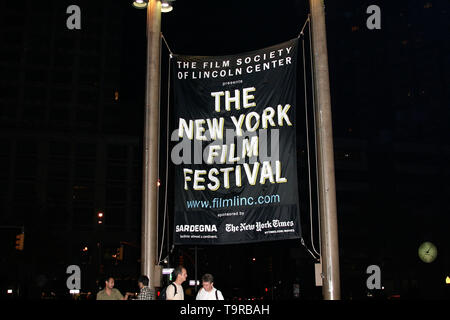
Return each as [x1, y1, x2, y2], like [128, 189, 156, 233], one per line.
[418, 241, 438, 263]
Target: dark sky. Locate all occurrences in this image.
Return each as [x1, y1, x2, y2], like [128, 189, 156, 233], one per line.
[119, 0, 450, 299]
[1, 0, 450, 300]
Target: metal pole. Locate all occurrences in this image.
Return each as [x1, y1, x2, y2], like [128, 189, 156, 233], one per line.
[309, 0, 341, 300]
[141, 0, 162, 292]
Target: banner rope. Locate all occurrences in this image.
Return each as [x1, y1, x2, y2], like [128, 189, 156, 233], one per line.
[308, 13, 323, 258]
[298, 15, 310, 38]
[301, 16, 321, 261]
[162, 33, 174, 56]
[155, 32, 162, 265]
[158, 32, 173, 265]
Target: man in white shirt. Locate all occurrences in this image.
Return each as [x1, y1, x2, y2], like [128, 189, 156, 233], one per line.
[196, 273, 224, 300]
[166, 266, 187, 300]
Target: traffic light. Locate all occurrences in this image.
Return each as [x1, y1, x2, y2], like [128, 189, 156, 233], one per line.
[116, 246, 124, 261]
[15, 233, 24, 251]
[96, 211, 104, 225]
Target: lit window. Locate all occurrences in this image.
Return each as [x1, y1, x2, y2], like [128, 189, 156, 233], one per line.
[114, 91, 119, 101]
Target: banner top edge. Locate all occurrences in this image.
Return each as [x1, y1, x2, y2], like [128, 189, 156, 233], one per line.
[172, 37, 298, 59]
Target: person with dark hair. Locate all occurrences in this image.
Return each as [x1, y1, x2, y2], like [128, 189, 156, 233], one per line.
[138, 275, 149, 286]
[166, 266, 187, 300]
[126, 275, 154, 300]
[136, 275, 154, 300]
[96, 276, 130, 300]
[196, 273, 224, 300]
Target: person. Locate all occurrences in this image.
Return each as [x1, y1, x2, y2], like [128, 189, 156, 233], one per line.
[96, 276, 130, 300]
[127, 275, 154, 300]
[196, 273, 224, 300]
[166, 266, 187, 300]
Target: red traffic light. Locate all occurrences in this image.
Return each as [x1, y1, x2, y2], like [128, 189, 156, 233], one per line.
[96, 211, 105, 224]
[15, 233, 24, 251]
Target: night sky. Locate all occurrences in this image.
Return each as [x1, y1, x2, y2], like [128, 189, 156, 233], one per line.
[1, 0, 450, 300]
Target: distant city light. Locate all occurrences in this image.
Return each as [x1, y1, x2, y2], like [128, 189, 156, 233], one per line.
[7, 289, 12, 294]
[189, 280, 200, 286]
[162, 268, 174, 275]
[82, 246, 88, 252]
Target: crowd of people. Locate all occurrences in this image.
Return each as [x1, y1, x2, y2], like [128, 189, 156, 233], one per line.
[96, 266, 224, 301]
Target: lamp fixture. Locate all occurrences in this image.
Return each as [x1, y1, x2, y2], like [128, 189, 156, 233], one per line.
[132, 0, 147, 9]
[161, 0, 174, 13]
[132, 0, 175, 12]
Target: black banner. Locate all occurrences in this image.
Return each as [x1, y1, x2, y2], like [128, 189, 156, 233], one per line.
[171, 39, 301, 245]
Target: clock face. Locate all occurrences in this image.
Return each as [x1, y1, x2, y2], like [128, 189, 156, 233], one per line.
[418, 242, 437, 263]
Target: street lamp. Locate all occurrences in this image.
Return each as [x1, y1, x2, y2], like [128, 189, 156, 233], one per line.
[161, 0, 174, 13]
[132, 0, 174, 293]
[132, 0, 147, 9]
[309, 0, 341, 300]
[132, 0, 175, 12]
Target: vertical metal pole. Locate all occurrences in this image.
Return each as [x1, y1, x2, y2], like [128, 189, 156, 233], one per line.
[141, 0, 161, 292]
[309, 0, 341, 300]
